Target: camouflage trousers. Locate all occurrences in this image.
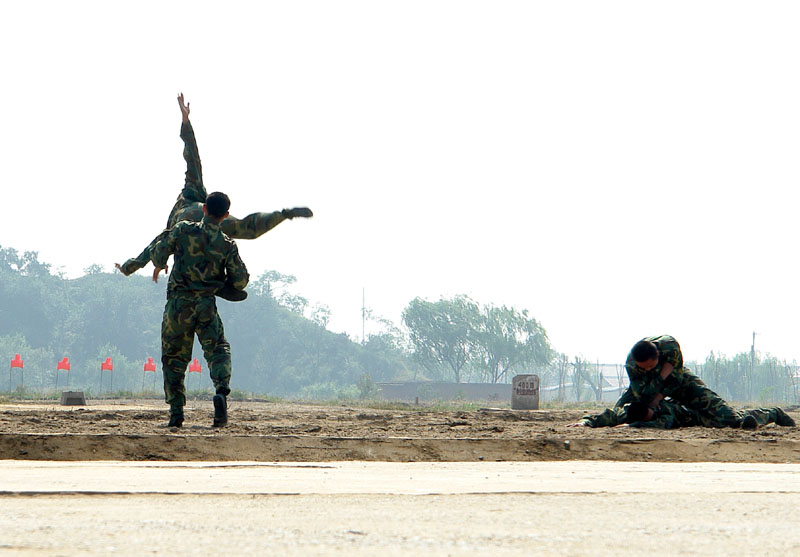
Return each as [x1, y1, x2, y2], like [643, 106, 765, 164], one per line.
[704, 407, 784, 428]
[161, 295, 232, 416]
[119, 209, 286, 276]
[615, 372, 742, 428]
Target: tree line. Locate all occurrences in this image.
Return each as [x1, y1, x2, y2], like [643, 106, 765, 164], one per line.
[1, 245, 797, 403]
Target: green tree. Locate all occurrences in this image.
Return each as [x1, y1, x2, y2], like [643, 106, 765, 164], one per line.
[402, 296, 480, 383]
[471, 304, 552, 383]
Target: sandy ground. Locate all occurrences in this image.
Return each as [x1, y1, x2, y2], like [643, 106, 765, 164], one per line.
[1, 399, 799, 462]
[2, 400, 800, 555]
[1, 461, 799, 556]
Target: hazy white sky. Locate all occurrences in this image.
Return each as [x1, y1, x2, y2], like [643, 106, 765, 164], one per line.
[2, 1, 800, 364]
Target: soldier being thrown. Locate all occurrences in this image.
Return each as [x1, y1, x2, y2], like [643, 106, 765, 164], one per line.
[115, 93, 312, 301]
[151, 191, 247, 428]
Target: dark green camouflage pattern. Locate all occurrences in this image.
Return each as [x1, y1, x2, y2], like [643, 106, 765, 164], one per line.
[151, 218, 249, 298]
[695, 406, 790, 428]
[583, 400, 699, 429]
[117, 121, 287, 277]
[152, 216, 249, 416]
[616, 335, 742, 427]
[586, 400, 791, 429]
[160, 296, 232, 415]
[624, 335, 685, 401]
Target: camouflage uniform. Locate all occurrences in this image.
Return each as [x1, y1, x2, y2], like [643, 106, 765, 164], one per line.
[614, 335, 742, 428]
[118, 120, 288, 276]
[583, 399, 699, 429]
[584, 400, 792, 429]
[694, 406, 793, 428]
[151, 217, 249, 419]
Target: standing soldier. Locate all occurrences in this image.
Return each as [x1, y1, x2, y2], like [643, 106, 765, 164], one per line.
[151, 191, 248, 428]
[116, 93, 311, 301]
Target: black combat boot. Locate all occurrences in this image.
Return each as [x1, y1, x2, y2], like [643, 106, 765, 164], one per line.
[216, 285, 248, 302]
[168, 414, 184, 428]
[775, 407, 796, 427]
[213, 394, 228, 427]
[740, 415, 758, 430]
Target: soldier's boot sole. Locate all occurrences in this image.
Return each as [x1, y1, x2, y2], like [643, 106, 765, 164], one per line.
[216, 286, 248, 302]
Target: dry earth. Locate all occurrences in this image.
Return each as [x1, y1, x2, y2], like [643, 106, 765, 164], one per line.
[1, 399, 799, 462]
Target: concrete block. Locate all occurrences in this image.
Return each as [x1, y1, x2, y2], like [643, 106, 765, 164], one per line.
[60, 391, 86, 406]
[512, 375, 539, 410]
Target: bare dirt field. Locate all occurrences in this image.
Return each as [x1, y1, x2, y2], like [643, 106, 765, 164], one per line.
[1, 399, 799, 462]
[3, 401, 800, 555]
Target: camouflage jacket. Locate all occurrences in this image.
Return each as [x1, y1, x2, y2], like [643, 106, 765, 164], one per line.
[151, 216, 249, 298]
[625, 335, 693, 402]
[582, 399, 700, 429]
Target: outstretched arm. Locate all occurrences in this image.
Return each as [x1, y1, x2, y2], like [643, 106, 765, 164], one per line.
[178, 92, 190, 123]
[177, 93, 207, 206]
[221, 207, 313, 240]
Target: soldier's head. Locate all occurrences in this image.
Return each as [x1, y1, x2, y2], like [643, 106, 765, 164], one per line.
[625, 401, 654, 423]
[204, 192, 231, 222]
[631, 339, 659, 370]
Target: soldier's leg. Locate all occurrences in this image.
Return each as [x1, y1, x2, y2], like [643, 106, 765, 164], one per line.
[742, 407, 796, 427]
[160, 298, 197, 421]
[613, 388, 636, 409]
[118, 118, 206, 276]
[195, 298, 232, 397]
[675, 374, 742, 428]
[119, 209, 285, 277]
[221, 211, 287, 240]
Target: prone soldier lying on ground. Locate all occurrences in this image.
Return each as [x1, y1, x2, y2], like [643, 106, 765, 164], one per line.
[115, 93, 312, 301]
[568, 398, 796, 429]
[616, 335, 760, 428]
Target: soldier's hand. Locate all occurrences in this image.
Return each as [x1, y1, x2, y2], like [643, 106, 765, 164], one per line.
[281, 207, 313, 219]
[567, 421, 589, 428]
[152, 265, 167, 283]
[177, 93, 190, 123]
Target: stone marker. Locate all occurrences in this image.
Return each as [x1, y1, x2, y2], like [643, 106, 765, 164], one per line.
[60, 391, 86, 406]
[512, 375, 539, 410]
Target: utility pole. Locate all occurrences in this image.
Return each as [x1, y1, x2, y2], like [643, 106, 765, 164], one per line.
[749, 331, 757, 402]
[361, 287, 366, 345]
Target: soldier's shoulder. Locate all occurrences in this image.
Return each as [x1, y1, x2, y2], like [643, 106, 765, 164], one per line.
[174, 220, 203, 234]
[218, 230, 238, 247]
[653, 334, 679, 346]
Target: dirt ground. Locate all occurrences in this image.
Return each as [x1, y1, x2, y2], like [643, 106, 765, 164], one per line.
[1, 398, 799, 462]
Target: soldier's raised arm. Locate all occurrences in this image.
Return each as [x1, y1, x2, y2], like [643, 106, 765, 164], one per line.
[176, 93, 207, 207]
[178, 92, 190, 123]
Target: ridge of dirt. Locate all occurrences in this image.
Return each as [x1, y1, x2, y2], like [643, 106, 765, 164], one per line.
[1, 400, 798, 462]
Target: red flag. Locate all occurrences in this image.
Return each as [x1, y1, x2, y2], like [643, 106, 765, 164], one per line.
[144, 357, 156, 372]
[57, 357, 70, 371]
[101, 357, 113, 372]
[188, 358, 201, 373]
[10, 354, 23, 369]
